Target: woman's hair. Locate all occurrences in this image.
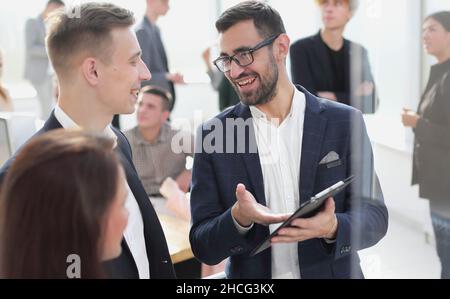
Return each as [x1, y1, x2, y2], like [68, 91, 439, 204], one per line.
[0, 48, 7, 101]
[0, 129, 120, 279]
[426, 11, 450, 32]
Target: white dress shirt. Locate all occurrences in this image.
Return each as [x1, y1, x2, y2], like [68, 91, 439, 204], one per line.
[54, 105, 150, 279]
[233, 89, 306, 279]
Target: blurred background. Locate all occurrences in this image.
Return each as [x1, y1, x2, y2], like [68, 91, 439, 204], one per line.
[1, 0, 450, 278]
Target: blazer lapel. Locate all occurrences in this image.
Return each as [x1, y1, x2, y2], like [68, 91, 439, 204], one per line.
[41, 111, 63, 131]
[114, 139, 173, 278]
[232, 104, 267, 206]
[297, 86, 328, 205]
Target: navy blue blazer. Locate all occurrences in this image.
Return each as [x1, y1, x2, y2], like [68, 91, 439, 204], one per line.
[189, 86, 388, 279]
[0, 113, 176, 279]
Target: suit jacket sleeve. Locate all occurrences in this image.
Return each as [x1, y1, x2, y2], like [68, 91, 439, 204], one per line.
[25, 19, 48, 59]
[333, 110, 388, 260]
[189, 126, 256, 266]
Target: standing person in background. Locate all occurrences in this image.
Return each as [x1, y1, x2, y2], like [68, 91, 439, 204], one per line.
[202, 46, 241, 111]
[24, 0, 65, 119]
[402, 11, 450, 279]
[290, 0, 378, 114]
[136, 0, 184, 111]
[0, 130, 129, 279]
[0, 49, 13, 112]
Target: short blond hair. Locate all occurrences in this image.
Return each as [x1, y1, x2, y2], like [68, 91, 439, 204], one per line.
[46, 2, 135, 76]
[315, 0, 359, 13]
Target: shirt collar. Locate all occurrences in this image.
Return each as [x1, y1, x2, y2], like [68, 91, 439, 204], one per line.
[135, 122, 171, 145]
[431, 58, 450, 75]
[54, 104, 118, 147]
[249, 89, 305, 123]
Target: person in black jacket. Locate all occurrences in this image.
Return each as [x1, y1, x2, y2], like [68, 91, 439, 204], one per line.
[402, 11, 450, 279]
[0, 3, 175, 279]
[290, 0, 378, 114]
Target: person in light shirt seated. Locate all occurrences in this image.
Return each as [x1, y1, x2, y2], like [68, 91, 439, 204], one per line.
[125, 85, 194, 199]
[0, 130, 129, 278]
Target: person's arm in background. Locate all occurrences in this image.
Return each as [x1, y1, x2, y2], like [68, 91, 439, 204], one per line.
[349, 46, 378, 113]
[290, 42, 317, 95]
[403, 75, 450, 149]
[136, 28, 184, 86]
[175, 130, 195, 193]
[202, 47, 223, 91]
[25, 19, 48, 59]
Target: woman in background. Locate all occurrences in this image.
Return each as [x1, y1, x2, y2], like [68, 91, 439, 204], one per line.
[402, 11, 450, 279]
[0, 49, 13, 112]
[0, 129, 129, 279]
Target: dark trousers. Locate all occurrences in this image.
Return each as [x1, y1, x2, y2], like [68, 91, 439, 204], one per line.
[431, 212, 450, 279]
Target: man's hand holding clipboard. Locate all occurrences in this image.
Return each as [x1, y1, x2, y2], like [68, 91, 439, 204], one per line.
[231, 176, 355, 257]
[249, 176, 355, 256]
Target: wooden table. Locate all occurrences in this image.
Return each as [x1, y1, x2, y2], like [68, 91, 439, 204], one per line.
[158, 214, 194, 264]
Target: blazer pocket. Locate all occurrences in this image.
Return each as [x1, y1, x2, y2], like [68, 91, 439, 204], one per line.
[316, 158, 347, 185]
[318, 159, 343, 170]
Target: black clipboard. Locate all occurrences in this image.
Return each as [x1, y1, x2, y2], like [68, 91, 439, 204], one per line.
[249, 176, 355, 257]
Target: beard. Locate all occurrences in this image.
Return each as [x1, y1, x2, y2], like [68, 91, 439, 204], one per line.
[231, 55, 279, 106]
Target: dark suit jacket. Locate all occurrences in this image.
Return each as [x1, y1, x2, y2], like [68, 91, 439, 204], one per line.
[136, 17, 176, 110]
[189, 85, 388, 279]
[290, 32, 378, 114]
[413, 59, 450, 201]
[0, 113, 176, 279]
[24, 16, 50, 85]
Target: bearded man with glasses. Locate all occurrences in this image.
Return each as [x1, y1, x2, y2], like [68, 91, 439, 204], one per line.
[189, 1, 388, 279]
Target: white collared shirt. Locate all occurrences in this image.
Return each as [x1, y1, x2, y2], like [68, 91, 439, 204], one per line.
[249, 89, 306, 279]
[54, 105, 150, 279]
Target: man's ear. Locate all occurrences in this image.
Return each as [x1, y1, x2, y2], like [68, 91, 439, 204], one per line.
[81, 58, 100, 86]
[161, 110, 170, 124]
[274, 34, 291, 61]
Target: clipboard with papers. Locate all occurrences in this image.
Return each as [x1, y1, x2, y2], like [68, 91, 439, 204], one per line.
[249, 176, 355, 257]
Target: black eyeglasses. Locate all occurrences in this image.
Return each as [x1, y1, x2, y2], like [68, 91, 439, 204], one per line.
[213, 34, 281, 73]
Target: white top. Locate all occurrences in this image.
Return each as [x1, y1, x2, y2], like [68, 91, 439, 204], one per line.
[233, 89, 306, 279]
[54, 105, 150, 279]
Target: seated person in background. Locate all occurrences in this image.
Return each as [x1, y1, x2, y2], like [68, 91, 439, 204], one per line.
[125, 85, 194, 198]
[0, 130, 129, 279]
[0, 49, 13, 112]
[202, 46, 241, 111]
[290, 0, 378, 114]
